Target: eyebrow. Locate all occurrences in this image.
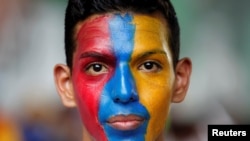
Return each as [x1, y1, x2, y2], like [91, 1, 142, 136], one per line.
[79, 51, 105, 59]
[79, 51, 113, 59]
[133, 50, 167, 60]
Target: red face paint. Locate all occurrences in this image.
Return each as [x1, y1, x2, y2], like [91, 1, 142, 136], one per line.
[72, 15, 115, 141]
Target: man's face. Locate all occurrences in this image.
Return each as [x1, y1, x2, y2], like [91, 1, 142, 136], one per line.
[72, 13, 175, 141]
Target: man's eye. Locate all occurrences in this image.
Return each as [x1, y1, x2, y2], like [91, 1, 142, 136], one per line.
[138, 61, 162, 73]
[85, 63, 108, 76]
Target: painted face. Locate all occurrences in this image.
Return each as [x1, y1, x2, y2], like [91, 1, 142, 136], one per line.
[72, 13, 175, 141]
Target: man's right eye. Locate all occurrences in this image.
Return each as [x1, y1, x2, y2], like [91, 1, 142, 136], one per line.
[85, 63, 108, 76]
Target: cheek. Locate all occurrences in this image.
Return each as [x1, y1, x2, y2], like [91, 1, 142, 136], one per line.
[72, 67, 110, 140]
[132, 70, 174, 140]
[73, 72, 103, 118]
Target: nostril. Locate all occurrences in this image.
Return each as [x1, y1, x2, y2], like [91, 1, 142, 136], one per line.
[114, 98, 120, 102]
[129, 97, 134, 101]
[113, 96, 137, 103]
[113, 92, 139, 103]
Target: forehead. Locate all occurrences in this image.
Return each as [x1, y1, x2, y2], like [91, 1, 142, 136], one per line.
[75, 12, 168, 41]
[74, 12, 171, 62]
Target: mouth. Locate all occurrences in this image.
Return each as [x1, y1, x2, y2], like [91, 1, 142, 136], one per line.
[107, 114, 145, 131]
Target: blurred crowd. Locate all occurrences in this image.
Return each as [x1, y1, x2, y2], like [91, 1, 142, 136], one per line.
[0, 107, 82, 141]
[0, 0, 83, 140]
[0, 0, 249, 141]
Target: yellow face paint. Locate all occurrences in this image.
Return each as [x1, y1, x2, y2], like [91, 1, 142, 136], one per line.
[130, 14, 175, 140]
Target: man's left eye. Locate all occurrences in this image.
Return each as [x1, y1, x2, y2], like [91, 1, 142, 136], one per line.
[138, 61, 162, 73]
[85, 63, 108, 76]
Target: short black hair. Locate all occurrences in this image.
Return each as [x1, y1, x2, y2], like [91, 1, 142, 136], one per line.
[64, 0, 180, 69]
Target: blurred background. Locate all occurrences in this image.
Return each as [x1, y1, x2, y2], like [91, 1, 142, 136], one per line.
[0, 0, 249, 141]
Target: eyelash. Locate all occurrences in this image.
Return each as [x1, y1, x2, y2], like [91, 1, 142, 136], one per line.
[138, 60, 162, 73]
[85, 62, 108, 76]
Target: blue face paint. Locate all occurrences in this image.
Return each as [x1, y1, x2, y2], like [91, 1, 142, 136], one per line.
[98, 13, 150, 141]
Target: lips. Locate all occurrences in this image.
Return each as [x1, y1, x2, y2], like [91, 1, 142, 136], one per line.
[107, 114, 145, 131]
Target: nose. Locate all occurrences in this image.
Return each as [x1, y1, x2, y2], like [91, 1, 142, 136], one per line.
[111, 63, 138, 104]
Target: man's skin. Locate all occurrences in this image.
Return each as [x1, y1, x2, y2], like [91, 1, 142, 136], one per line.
[54, 12, 192, 141]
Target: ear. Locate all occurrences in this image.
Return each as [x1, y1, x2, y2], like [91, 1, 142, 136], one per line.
[54, 64, 77, 107]
[172, 58, 192, 103]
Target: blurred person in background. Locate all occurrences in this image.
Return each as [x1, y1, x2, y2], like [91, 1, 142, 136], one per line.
[0, 0, 82, 141]
[54, 0, 192, 140]
[0, 110, 22, 141]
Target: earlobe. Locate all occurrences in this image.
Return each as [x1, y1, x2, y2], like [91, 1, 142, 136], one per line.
[172, 58, 192, 103]
[54, 64, 77, 107]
